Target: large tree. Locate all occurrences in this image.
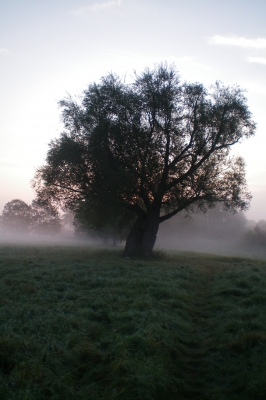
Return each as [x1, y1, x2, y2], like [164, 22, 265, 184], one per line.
[33, 63, 255, 256]
[74, 198, 135, 246]
[30, 200, 62, 235]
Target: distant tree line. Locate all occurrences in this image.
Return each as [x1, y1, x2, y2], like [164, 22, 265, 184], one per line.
[0, 197, 130, 244]
[0, 199, 61, 235]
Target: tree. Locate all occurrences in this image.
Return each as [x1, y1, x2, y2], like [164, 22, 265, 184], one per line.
[33, 63, 255, 256]
[0, 199, 32, 234]
[74, 198, 135, 245]
[0, 199, 62, 236]
[30, 200, 62, 235]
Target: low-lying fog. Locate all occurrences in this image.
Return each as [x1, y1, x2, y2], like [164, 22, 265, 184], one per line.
[156, 208, 266, 259]
[0, 206, 265, 259]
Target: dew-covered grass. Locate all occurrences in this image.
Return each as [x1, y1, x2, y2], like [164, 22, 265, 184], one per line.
[0, 245, 266, 399]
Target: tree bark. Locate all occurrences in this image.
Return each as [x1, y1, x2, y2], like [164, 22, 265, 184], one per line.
[141, 209, 160, 255]
[123, 213, 146, 257]
[124, 208, 160, 257]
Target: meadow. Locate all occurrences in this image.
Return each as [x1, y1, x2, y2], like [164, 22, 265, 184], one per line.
[0, 244, 266, 399]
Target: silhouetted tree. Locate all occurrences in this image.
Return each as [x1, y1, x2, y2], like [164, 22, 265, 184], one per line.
[30, 200, 61, 235]
[33, 63, 255, 256]
[0, 199, 32, 234]
[74, 197, 135, 246]
[0, 199, 62, 236]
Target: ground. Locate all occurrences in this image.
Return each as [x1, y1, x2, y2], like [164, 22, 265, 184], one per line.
[0, 245, 266, 399]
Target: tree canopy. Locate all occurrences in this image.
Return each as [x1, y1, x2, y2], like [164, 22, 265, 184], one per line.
[30, 200, 61, 235]
[74, 198, 135, 246]
[33, 63, 256, 255]
[0, 199, 32, 234]
[0, 199, 62, 236]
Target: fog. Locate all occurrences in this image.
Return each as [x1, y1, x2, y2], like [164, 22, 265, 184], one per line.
[0, 206, 265, 260]
[0, 228, 98, 248]
[156, 209, 266, 259]
[157, 232, 263, 259]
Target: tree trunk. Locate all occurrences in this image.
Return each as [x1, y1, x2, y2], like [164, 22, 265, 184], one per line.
[141, 210, 160, 255]
[124, 208, 160, 257]
[123, 214, 146, 257]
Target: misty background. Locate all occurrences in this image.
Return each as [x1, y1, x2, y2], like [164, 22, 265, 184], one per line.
[1, 1, 266, 258]
[0, 198, 265, 260]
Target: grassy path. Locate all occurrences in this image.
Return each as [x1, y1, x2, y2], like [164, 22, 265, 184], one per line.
[183, 261, 221, 399]
[182, 256, 266, 400]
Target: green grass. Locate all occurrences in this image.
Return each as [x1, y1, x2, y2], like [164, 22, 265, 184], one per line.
[0, 245, 266, 399]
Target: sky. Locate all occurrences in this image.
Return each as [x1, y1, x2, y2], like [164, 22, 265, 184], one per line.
[1, 0, 266, 221]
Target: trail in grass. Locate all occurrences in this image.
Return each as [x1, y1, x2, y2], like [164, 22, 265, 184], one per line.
[184, 261, 219, 399]
[182, 256, 266, 400]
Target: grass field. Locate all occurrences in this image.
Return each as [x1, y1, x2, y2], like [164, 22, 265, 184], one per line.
[0, 244, 266, 399]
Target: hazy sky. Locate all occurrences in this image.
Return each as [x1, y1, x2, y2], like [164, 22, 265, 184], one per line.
[1, 0, 266, 220]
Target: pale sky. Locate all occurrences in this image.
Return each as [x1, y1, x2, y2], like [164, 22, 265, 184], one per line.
[1, 0, 266, 220]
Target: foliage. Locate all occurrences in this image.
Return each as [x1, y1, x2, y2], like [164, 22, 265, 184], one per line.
[0, 199, 62, 235]
[0, 245, 266, 399]
[0, 199, 32, 233]
[74, 198, 135, 245]
[33, 63, 255, 255]
[30, 200, 61, 235]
